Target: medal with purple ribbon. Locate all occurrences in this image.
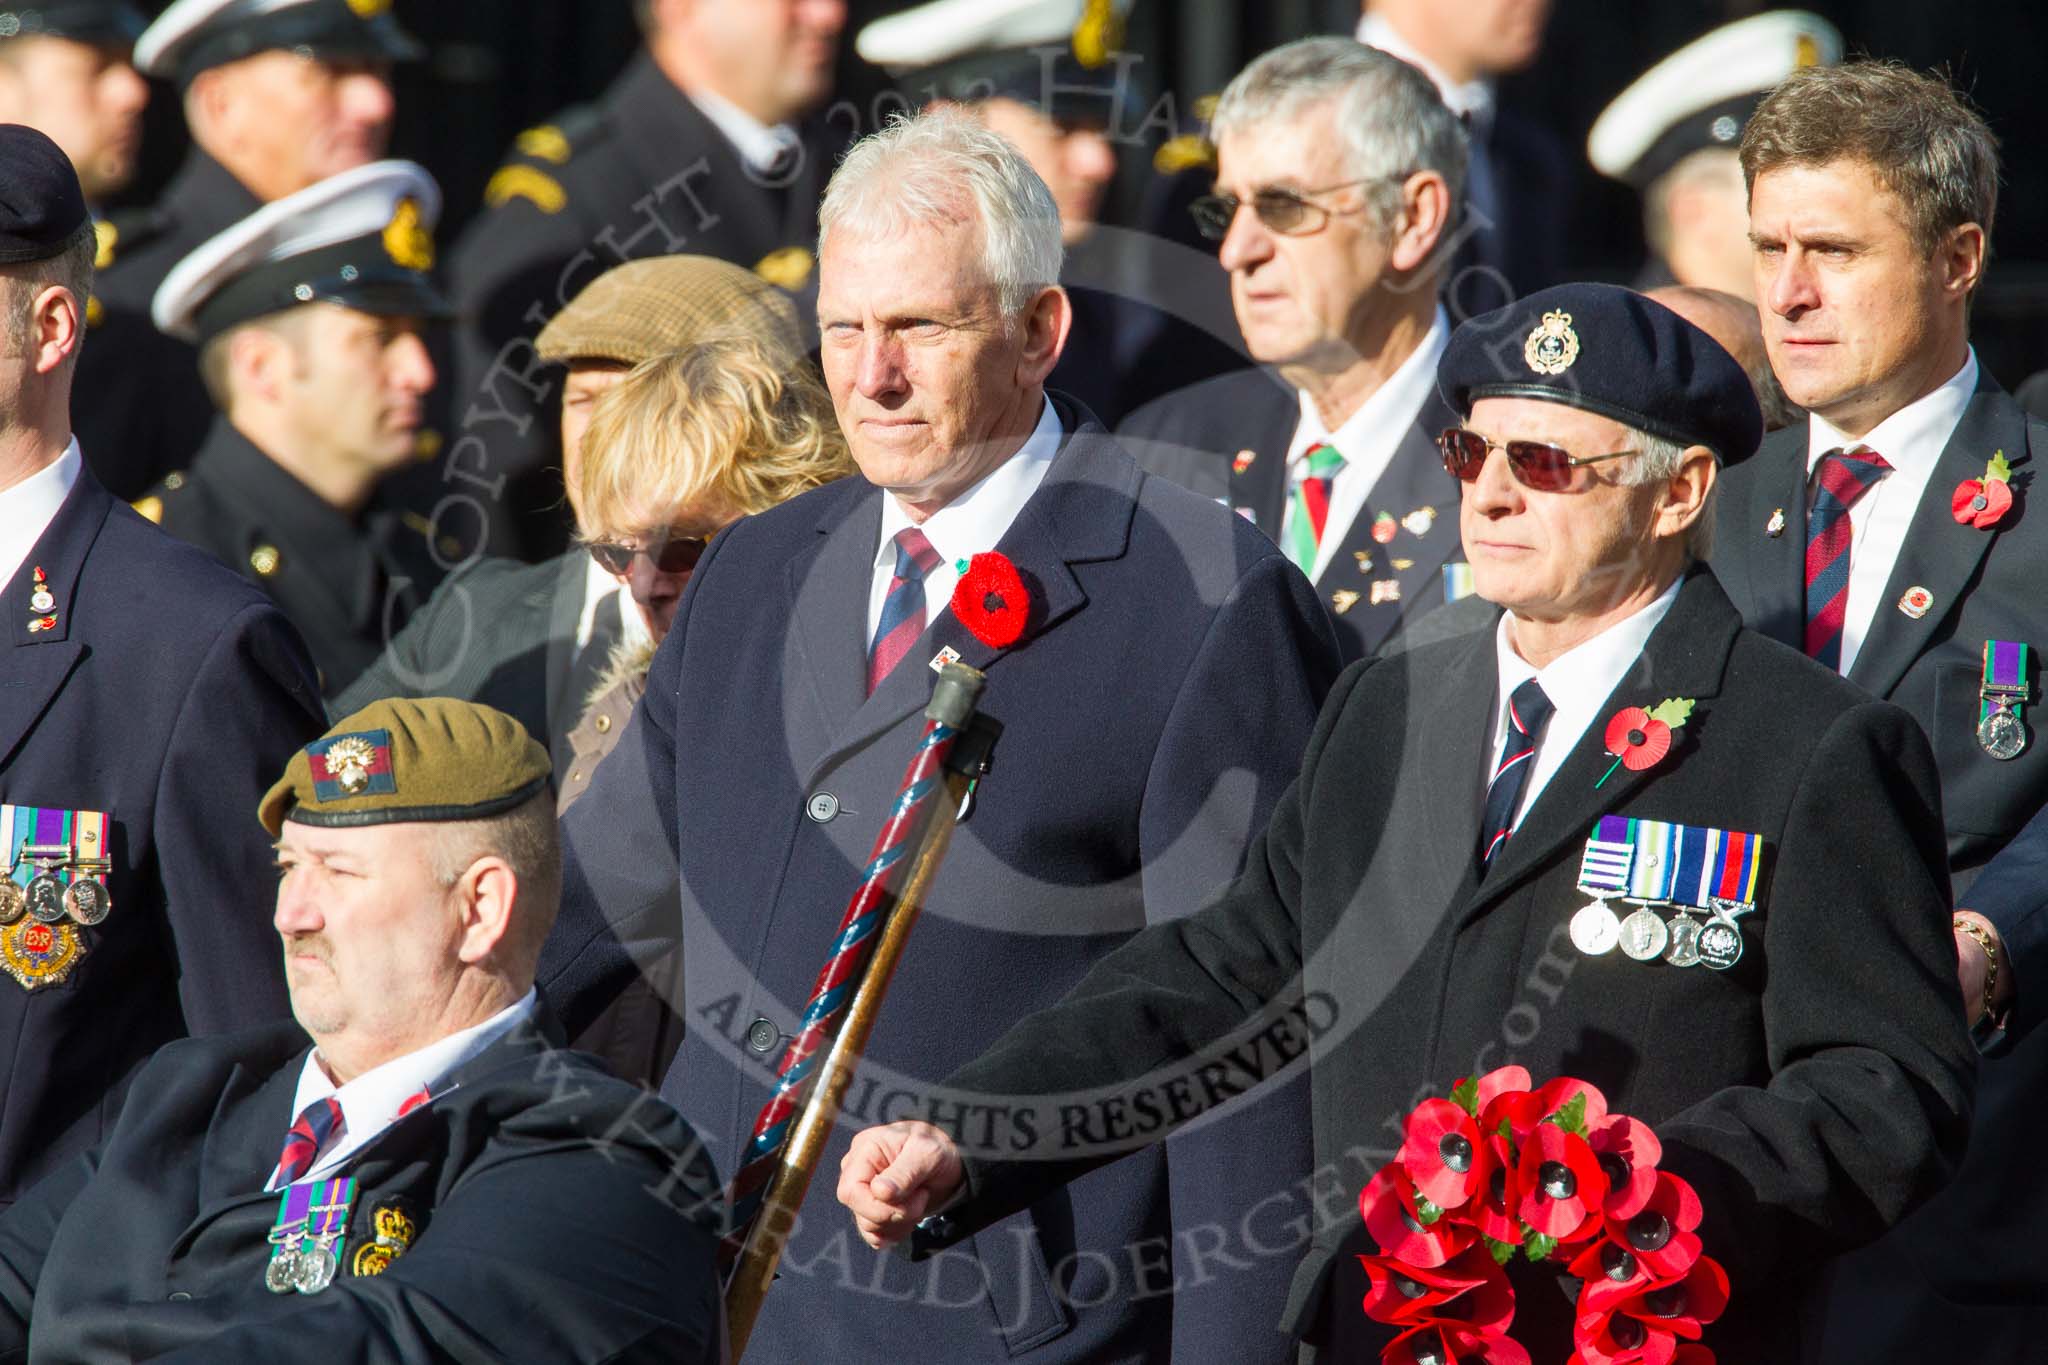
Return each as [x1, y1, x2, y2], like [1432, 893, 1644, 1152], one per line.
[1978, 639, 2030, 760]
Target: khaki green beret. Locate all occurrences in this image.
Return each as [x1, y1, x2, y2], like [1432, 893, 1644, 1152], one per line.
[535, 254, 803, 368]
[260, 697, 550, 838]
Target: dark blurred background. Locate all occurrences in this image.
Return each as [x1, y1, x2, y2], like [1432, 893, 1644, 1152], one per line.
[116, 0, 2048, 384]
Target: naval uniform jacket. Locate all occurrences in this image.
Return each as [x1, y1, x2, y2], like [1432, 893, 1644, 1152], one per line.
[1117, 367, 1465, 662]
[77, 151, 262, 501]
[0, 1010, 723, 1363]
[540, 397, 1343, 1362]
[144, 420, 444, 699]
[916, 569, 1973, 1363]
[448, 53, 846, 557]
[0, 465, 322, 1209]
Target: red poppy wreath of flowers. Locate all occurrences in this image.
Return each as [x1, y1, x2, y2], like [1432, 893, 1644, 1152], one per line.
[1358, 1065, 1729, 1365]
[951, 551, 1030, 648]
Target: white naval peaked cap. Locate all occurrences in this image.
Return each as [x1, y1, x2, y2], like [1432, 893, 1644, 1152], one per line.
[1588, 10, 1843, 187]
[856, 0, 1128, 72]
[152, 159, 443, 342]
[134, 0, 420, 83]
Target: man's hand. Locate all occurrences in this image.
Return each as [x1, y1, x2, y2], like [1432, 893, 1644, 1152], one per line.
[837, 1121, 964, 1250]
[1954, 909, 2013, 1028]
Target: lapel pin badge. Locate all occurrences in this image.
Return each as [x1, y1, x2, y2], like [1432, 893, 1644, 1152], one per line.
[1330, 589, 1360, 616]
[1231, 449, 1256, 475]
[1401, 506, 1437, 536]
[1953, 450, 2014, 531]
[1369, 579, 1401, 606]
[1765, 508, 1785, 538]
[25, 566, 56, 633]
[1897, 586, 1934, 620]
[927, 645, 962, 673]
[1353, 550, 1374, 574]
[1371, 511, 1399, 545]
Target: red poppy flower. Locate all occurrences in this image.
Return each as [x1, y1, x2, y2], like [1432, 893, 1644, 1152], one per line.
[1516, 1122, 1607, 1241]
[951, 551, 1029, 648]
[1359, 1245, 1514, 1332]
[1952, 475, 2012, 529]
[1603, 708, 1672, 772]
[1599, 1171, 1702, 1281]
[1469, 1133, 1529, 1244]
[1383, 1322, 1532, 1365]
[1580, 1256, 1730, 1341]
[1587, 1116, 1662, 1220]
[1473, 1064, 1533, 1110]
[1567, 1234, 1653, 1300]
[1403, 1099, 1492, 1212]
[1534, 1076, 1609, 1131]
[1362, 1165, 1475, 1268]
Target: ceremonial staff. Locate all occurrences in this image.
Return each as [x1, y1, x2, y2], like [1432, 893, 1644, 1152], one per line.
[722, 662, 994, 1355]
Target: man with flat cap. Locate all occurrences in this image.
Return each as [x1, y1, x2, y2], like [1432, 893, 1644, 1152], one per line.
[0, 123, 323, 1210]
[137, 159, 451, 699]
[838, 283, 1973, 1362]
[0, 697, 724, 1363]
[451, 0, 850, 558]
[78, 0, 420, 501]
[1589, 11, 1840, 298]
[0, 2, 150, 212]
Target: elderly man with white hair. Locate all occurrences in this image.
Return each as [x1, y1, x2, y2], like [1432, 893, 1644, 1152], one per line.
[538, 108, 1341, 1362]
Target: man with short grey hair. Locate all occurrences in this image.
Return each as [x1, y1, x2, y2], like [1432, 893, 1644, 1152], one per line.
[540, 106, 1340, 1363]
[1120, 37, 1470, 662]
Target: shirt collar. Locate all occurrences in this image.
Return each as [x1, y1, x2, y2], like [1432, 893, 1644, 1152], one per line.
[283, 988, 538, 1180]
[0, 439, 81, 590]
[875, 397, 1062, 571]
[687, 86, 801, 177]
[1288, 307, 1449, 468]
[1806, 348, 1978, 478]
[1493, 575, 1684, 733]
[1356, 14, 1494, 125]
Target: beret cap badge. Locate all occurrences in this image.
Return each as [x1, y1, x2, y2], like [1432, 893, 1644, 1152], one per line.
[316, 734, 388, 798]
[1524, 310, 1581, 376]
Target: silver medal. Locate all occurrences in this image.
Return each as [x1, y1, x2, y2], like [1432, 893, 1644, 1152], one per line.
[0, 880, 23, 925]
[265, 1247, 302, 1294]
[1978, 705, 2026, 761]
[294, 1245, 337, 1294]
[1699, 899, 1753, 971]
[1618, 905, 1670, 961]
[63, 878, 110, 926]
[1663, 912, 1702, 967]
[1570, 900, 1622, 955]
[24, 872, 65, 924]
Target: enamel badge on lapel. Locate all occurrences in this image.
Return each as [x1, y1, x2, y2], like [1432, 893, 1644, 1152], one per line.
[1354, 551, 1374, 574]
[1371, 512, 1398, 544]
[1765, 508, 1785, 538]
[928, 645, 962, 673]
[1952, 450, 2014, 530]
[26, 565, 56, 633]
[1898, 586, 1934, 619]
[1978, 639, 2031, 760]
[1330, 590, 1359, 615]
[1232, 449, 1256, 475]
[1370, 580, 1401, 606]
[1402, 506, 1437, 537]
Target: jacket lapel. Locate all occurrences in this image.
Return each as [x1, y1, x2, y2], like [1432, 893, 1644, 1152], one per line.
[1316, 394, 1464, 649]
[1459, 571, 1741, 921]
[1849, 379, 2028, 699]
[0, 465, 109, 774]
[785, 480, 879, 768]
[1224, 373, 1299, 532]
[1721, 425, 1809, 651]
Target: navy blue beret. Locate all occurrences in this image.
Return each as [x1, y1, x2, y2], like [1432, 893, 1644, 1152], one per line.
[1437, 282, 1764, 464]
[0, 125, 87, 265]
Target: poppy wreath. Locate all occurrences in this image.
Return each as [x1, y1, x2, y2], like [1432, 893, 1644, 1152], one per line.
[951, 551, 1030, 648]
[1358, 1065, 1729, 1365]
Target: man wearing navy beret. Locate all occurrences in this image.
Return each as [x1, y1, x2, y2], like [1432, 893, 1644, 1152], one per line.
[838, 282, 1973, 1362]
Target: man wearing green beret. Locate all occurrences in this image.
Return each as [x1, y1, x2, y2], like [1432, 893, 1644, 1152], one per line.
[0, 697, 723, 1363]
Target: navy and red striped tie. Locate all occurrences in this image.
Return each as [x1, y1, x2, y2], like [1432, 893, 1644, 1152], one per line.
[867, 527, 942, 695]
[1479, 678, 1553, 872]
[272, 1096, 344, 1188]
[1804, 446, 1891, 671]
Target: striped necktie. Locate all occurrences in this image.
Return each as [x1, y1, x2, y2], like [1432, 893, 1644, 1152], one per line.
[1285, 442, 1347, 573]
[1804, 445, 1892, 671]
[1479, 677, 1554, 871]
[868, 527, 942, 695]
[271, 1096, 344, 1189]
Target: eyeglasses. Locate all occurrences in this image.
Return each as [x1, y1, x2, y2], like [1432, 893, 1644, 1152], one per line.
[586, 529, 718, 575]
[1188, 179, 1374, 240]
[1437, 428, 1640, 493]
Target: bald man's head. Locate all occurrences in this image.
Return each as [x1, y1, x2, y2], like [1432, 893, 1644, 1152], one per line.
[1646, 285, 1802, 432]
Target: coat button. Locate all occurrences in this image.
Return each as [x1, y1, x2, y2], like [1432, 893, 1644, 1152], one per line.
[806, 792, 839, 823]
[595, 714, 612, 733]
[745, 1017, 780, 1053]
[167, 1290, 193, 1301]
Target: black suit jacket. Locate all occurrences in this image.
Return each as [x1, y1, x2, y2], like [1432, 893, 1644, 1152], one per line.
[918, 569, 1972, 1363]
[542, 399, 1341, 1362]
[0, 1009, 722, 1363]
[0, 466, 322, 1207]
[1118, 366, 1465, 661]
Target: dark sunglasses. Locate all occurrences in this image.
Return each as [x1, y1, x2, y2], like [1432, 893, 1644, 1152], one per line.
[1188, 178, 1373, 240]
[586, 530, 717, 575]
[1437, 428, 1640, 493]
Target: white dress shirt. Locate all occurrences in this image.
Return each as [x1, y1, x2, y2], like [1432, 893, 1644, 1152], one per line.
[576, 552, 652, 655]
[1279, 309, 1448, 581]
[0, 440, 81, 590]
[268, 989, 539, 1191]
[1806, 348, 1976, 675]
[689, 87, 802, 177]
[865, 398, 1061, 646]
[1486, 577, 1683, 830]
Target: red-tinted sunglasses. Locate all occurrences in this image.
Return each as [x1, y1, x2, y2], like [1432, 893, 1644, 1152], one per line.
[586, 530, 716, 575]
[1437, 427, 1640, 493]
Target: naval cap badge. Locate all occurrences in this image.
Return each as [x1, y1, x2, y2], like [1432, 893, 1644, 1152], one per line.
[1524, 309, 1581, 376]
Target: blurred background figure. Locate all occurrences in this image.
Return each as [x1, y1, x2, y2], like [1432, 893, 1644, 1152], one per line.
[1591, 10, 1842, 299]
[1354, 0, 1563, 316]
[81, 0, 418, 501]
[450, 0, 850, 561]
[856, 0, 1241, 422]
[0, 2, 150, 210]
[1646, 283, 1802, 432]
[138, 160, 448, 699]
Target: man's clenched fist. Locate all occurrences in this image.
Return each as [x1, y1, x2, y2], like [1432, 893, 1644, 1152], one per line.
[837, 1121, 966, 1249]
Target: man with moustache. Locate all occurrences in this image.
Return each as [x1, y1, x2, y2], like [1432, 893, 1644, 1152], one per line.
[540, 108, 1338, 1362]
[82, 0, 418, 499]
[0, 2, 150, 212]
[138, 162, 448, 698]
[1708, 60, 2048, 1358]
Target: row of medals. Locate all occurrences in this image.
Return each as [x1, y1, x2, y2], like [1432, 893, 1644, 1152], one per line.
[267, 1212, 346, 1295]
[1569, 896, 1747, 970]
[0, 852, 111, 927]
